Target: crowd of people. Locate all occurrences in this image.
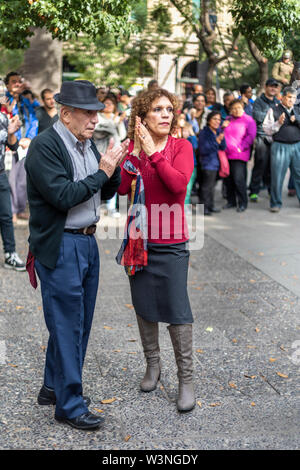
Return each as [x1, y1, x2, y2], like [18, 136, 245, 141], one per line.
[0, 49, 299, 273]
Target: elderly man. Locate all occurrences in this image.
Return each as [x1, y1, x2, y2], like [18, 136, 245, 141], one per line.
[263, 86, 300, 212]
[25, 80, 129, 430]
[248, 78, 281, 203]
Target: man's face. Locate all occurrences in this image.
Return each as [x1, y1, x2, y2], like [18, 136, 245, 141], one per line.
[97, 88, 107, 102]
[63, 107, 99, 141]
[193, 85, 203, 94]
[7, 74, 22, 95]
[224, 94, 234, 108]
[244, 87, 252, 99]
[265, 85, 278, 97]
[282, 93, 296, 109]
[43, 92, 56, 110]
[193, 95, 206, 111]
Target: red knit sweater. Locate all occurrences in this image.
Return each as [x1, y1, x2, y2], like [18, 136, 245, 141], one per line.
[118, 136, 194, 244]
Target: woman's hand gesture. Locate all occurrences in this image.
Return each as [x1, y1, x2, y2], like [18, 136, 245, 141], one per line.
[135, 116, 156, 156]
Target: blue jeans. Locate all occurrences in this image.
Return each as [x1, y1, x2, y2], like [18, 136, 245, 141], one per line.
[270, 141, 300, 208]
[35, 233, 100, 419]
[0, 172, 15, 253]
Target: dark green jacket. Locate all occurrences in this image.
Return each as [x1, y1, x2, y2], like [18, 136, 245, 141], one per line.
[25, 126, 121, 269]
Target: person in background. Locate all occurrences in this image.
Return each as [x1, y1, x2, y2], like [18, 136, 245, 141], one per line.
[248, 78, 281, 203]
[22, 89, 40, 109]
[220, 91, 234, 122]
[147, 79, 159, 92]
[5, 72, 39, 223]
[223, 99, 257, 212]
[182, 122, 198, 211]
[182, 84, 204, 112]
[263, 86, 300, 212]
[186, 93, 209, 201]
[99, 93, 127, 218]
[4, 72, 39, 140]
[205, 87, 222, 112]
[0, 105, 25, 271]
[239, 83, 254, 116]
[96, 86, 108, 103]
[118, 90, 132, 132]
[173, 113, 186, 138]
[198, 111, 226, 216]
[272, 50, 294, 86]
[9, 137, 31, 222]
[36, 89, 58, 134]
[186, 93, 209, 137]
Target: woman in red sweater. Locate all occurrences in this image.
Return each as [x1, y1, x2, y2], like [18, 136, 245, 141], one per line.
[118, 88, 195, 411]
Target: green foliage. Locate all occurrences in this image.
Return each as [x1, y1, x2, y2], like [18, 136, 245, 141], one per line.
[0, 47, 24, 77]
[216, 37, 266, 90]
[285, 32, 300, 62]
[230, 0, 300, 60]
[64, 0, 161, 88]
[0, 0, 136, 49]
[150, 3, 172, 35]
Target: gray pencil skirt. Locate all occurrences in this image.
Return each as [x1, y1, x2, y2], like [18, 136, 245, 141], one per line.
[129, 242, 193, 324]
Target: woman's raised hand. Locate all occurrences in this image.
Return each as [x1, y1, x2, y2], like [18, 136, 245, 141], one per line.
[135, 116, 156, 156]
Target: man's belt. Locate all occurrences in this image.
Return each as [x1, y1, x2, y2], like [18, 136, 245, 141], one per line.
[64, 224, 97, 235]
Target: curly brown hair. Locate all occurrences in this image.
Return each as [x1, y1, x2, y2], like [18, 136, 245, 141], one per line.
[127, 88, 179, 140]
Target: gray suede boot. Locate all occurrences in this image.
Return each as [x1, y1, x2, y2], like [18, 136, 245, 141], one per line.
[168, 323, 195, 412]
[136, 315, 161, 392]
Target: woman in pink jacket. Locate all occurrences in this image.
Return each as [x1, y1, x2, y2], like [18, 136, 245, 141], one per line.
[223, 99, 257, 212]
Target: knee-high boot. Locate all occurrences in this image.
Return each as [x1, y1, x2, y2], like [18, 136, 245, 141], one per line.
[136, 314, 161, 392]
[168, 323, 195, 411]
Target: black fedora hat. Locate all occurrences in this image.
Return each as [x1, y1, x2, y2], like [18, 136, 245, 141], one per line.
[54, 80, 105, 111]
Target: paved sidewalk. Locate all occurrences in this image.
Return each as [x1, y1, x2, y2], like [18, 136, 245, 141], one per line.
[0, 189, 299, 450]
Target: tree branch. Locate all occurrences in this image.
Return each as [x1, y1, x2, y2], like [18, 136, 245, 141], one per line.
[215, 33, 240, 65]
[248, 39, 268, 64]
[168, 0, 200, 37]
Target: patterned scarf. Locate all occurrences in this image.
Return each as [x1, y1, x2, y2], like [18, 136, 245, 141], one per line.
[116, 159, 148, 276]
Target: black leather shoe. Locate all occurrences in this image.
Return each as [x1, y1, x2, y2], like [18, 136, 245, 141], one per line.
[37, 385, 91, 407]
[223, 203, 236, 209]
[237, 206, 247, 212]
[55, 412, 104, 430]
[204, 210, 212, 216]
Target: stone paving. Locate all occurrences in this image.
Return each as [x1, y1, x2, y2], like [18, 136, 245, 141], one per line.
[0, 206, 299, 450]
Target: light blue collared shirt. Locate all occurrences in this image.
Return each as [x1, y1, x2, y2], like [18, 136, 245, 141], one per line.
[53, 119, 101, 229]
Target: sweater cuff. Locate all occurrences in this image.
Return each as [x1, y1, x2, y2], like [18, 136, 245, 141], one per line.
[148, 151, 164, 165]
[97, 169, 110, 187]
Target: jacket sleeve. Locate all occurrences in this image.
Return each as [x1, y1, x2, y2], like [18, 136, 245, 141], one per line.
[252, 98, 268, 124]
[239, 117, 257, 151]
[272, 62, 281, 82]
[25, 137, 109, 213]
[198, 130, 218, 156]
[101, 166, 121, 200]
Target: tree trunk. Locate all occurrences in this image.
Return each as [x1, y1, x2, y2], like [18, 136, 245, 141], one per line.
[205, 59, 216, 90]
[20, 28, 63, 98]
[248, 40, 269, 94]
